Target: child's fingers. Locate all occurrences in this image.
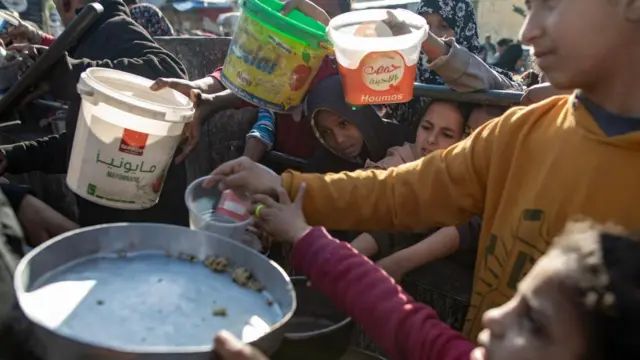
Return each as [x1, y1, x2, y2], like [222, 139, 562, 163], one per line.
[214, 330, 267, 359]
[280, 0, 300, 16]
[276, 187, 291, 205]
[252, 194, 279, 209]
[385, 10, 398, 24]
[294, 183, 306, 208]
[150, 78, 168, 91]
[190, 89, 203, 105]
[281, 0, 330, 26]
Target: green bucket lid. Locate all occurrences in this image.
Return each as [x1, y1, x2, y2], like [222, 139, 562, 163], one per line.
[240, 0, 329, 48]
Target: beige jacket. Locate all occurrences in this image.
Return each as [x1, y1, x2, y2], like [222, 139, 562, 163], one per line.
[429, 38, 524, 92]
[365, 142, 421, 170]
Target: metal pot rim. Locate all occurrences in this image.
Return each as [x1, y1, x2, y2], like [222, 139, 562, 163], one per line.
[283, 276, 352, 340]
[14, 223, 297, 354]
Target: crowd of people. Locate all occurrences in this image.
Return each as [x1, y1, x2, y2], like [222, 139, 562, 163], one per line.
[0, 0, 638, 358]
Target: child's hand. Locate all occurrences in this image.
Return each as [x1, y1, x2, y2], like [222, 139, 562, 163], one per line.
[281, 0, 331, 26]
[382, 10, 412, 36]
[521, 83, 572, 106]
[150, 77, 200, 98]
[213, 330, 268, 360]
[251, 183, 310, 244]
[175, 89, 226, 164]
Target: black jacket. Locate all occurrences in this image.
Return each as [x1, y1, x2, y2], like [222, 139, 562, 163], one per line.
[5, 0, 189, 226]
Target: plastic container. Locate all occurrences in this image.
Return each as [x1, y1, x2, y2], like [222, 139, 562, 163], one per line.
[328, 9, 428, 105]
[185, 176, 261, 251]
[221, 0, 329, 112]
[66, 68, 194, 209]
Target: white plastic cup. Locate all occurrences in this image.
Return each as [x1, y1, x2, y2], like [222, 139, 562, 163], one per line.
[184, 176, 259, 250]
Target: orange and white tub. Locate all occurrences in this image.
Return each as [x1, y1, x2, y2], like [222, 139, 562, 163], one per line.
[328, 9, 428, 106]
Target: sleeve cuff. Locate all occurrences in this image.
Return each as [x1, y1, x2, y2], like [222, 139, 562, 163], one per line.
[208, 67, 223, 82]
[40, 33, 56, 47]
[427, 38, 470, 83]
[246, 133, 274, 150]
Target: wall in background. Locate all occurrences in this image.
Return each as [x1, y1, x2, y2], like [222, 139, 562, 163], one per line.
[475, 0, 524, 41]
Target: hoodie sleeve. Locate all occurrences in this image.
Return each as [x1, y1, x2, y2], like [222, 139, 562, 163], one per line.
[365, 144, 417, 170]
[291, 227, 475, 360]
[429, 38, 524, 92]
[3, 134, 69, 175]
[280, 106, 526, 232]
[48, 21, 187, 102]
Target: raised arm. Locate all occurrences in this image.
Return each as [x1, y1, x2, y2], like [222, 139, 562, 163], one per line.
[280, 113, 510, 232]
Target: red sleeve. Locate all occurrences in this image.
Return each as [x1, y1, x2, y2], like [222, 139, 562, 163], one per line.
[291, 227, 475, 360]
[208, 66, 223, 82]
[40, 33, 56, 47]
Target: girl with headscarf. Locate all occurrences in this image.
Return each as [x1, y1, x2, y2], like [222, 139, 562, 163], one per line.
[306, 76, 406, 173]
[387, 0, 522, 129]
[129, 3, 174, 37]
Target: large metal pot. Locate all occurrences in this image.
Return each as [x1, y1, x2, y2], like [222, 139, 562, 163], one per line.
[271, 277, 353, 360]
[14, 223, 296, 360]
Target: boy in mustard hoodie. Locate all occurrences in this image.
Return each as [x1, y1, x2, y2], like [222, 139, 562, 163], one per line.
[208, 0, 640, 340]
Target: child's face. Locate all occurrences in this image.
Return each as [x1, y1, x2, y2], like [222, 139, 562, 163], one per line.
[315, 110, 364, 159]
[422, 13, 455, 39]
[473, 250, 587, 360]
[415, 102, 465, 157]
[520, 0, 631, 90]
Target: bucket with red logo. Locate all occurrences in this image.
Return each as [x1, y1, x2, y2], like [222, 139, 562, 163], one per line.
[327, 9, 428, 105]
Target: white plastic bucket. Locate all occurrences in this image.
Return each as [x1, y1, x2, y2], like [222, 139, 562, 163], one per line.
[67, 68, 194, 210]
[328, 9, 428, 105]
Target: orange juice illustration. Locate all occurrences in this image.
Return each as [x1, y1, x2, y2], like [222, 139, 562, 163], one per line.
[328, 9, 428, 106]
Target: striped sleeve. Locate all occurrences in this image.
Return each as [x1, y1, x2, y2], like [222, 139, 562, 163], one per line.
[246, 108, 276, 150]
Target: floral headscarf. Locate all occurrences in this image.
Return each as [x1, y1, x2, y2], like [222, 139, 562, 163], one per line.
[417, 0, 481, 85]
[130, 3, 175, 37]
[388, 0, 513, 129]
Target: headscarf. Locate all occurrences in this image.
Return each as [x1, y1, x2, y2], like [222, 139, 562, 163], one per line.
[306, 76, 406, 173]
[388, 0, 513, 129]
[416, 0, 481, 85]
[129, 3, 175, 37]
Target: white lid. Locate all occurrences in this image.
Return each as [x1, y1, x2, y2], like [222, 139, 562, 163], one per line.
[77, 68, 194, 123]
[328, 9, 428, 52]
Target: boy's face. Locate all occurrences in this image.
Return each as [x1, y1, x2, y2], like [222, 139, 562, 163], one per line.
[520, 0, 633, 91]
[472, 249, 588, 360]
[314, 110, 364, 160]
[415, 102, 465, 157]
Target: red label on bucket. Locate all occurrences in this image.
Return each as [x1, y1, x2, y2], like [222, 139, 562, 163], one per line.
[119, 128, 149, 156]
[216, 190, 250, 222]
